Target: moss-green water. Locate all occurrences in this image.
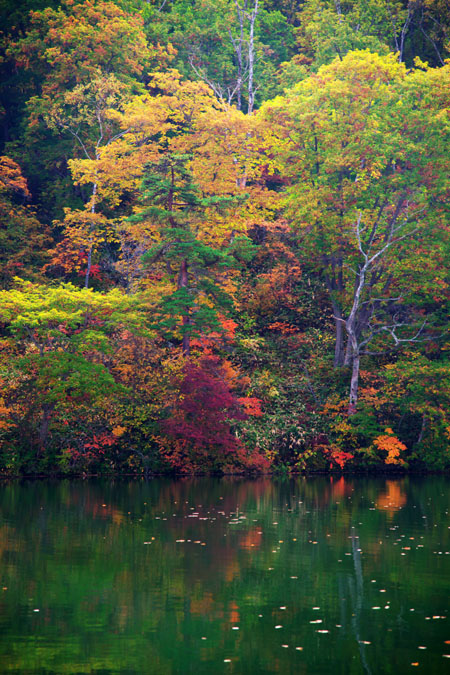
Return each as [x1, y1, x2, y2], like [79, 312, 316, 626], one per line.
[0, 476, 448, 674]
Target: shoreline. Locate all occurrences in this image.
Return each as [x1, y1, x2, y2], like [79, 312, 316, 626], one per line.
[1, 468, 448, 480]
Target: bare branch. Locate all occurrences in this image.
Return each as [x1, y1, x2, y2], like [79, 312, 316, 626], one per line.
[67, 128, 92, 160]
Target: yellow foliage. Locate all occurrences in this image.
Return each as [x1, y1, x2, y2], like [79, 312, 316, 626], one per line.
[111, 426, 126, 438]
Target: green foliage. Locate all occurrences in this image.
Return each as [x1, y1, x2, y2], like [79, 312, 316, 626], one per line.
[133, 154, 246, 350]
[0, 0, 448, 474]
[0, 280, 149, 470]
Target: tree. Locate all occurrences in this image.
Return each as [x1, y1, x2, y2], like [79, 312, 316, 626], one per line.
[295, 0, 403, 67]
[67, 69, 262, 315]
[262, 50, 450, 413]
[44, 73, 134, 288]
[131, 153, 246, 355]
[0, 280, 147, 460]
[10, 0, 150, 95]
[0, 156, 51, 287]
[146, 0, 295, 111]
[160, 354, 248, 472]
[7, 0, 154, 225]
[293, 0, 450, 70]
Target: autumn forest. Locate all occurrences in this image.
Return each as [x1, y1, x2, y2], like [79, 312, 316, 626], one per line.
[0, 0, 449, 475]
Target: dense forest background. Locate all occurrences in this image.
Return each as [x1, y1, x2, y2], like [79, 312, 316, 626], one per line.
[0, 0, 448, 475]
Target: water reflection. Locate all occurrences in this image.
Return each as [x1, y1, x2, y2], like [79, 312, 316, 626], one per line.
[0, 476, 448, 674]
[376, 480, 408, 515]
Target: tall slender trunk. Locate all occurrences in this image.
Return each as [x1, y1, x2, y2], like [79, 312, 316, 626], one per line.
[179, 258, 190, 357]
[333, 310, 345, 368]
[398, 3, 413, 62]
[85, 245, 92, 289]
[343, 337, 353, 366]
[38, 402, 55, 452]
[348, 349, 360, 415]
[85, 181, 97, 289]
[324, 267, 345, 368]
[346, 258, 366, 414]
[417, 414, 427, 444]
[247, 0, 258, 114]
[167, 165, 191, 356]
[343, 216, 370, 415]
[235, 1, 244, 111]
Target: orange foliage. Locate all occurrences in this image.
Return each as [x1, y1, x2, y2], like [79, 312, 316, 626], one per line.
[0, 156, 30, 198]
[328, 448, 354, 469]
[268, 321, 298, 334]
[237, 397, 263, 417]
[373, 429, 407, 465]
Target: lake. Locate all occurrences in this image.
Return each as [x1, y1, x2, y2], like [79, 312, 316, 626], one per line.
[0, 476, 449, 674]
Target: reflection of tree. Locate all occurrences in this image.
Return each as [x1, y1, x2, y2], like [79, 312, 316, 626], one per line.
[1, 477, 449, 673]
[337, 528, 372, 675]
[376, 480, 407, 518]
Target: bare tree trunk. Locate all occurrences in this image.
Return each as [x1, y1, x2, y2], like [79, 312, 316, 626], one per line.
[85, 245, 92, 289]
[324, 265, 346, 368]
[247, 0, 258, 114]
[343, 336, 353, 366]
[398, 2, 414, 62]
[348, 348, 360, 415]
[333, 309, 345, 368]
[417, 414, 427, 444]
[347, 327, 361, 416]
[236, 1, 244, 110]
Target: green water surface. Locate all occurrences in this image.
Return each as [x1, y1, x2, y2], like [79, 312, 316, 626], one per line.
[0, 476, 449, 674]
